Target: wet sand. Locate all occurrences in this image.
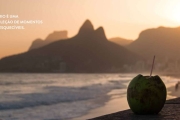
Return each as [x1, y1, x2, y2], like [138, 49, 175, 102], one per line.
[73, 82, 180, 120]
[167, 84, 180, 98]
[72, 89, 128, 120]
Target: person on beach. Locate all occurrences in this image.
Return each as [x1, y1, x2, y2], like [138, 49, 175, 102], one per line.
[175, 81, 180, 91]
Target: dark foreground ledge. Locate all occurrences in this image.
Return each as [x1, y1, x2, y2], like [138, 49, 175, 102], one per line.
[90, 98, 180, 120]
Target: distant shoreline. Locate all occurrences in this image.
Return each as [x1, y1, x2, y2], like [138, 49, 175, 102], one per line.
[0, 72, 180, 76]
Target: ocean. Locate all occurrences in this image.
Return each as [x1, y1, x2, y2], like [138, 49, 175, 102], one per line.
[0, 73, 178, 120]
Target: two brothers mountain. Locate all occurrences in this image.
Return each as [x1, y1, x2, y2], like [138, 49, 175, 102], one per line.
[0, 20, 180, 73]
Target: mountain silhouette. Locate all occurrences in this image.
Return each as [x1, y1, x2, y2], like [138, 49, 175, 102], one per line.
[109, 37, 132, 46]
[29, 31, 68, 50]
[0, 19, 142, 73]
[127, 26, 180, 62]
[78, 20, 94, 33]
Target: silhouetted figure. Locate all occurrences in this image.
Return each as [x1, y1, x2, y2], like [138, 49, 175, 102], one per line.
[175, 81, 180, 91]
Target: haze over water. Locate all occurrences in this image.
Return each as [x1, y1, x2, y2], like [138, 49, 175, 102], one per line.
[0, 73, 177, 120]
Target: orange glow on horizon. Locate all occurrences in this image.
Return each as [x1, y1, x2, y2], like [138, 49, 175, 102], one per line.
[0, 0, 180, 58]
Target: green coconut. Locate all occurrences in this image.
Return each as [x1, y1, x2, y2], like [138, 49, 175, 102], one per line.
[127, 74, 167, 114]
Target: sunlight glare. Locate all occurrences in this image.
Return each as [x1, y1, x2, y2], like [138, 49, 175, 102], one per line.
[164, 1, 180, 23]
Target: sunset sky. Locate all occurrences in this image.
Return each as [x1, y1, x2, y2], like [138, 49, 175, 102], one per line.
[0, 0, 180, 58]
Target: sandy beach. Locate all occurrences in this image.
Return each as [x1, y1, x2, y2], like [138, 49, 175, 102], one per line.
[73, 80, 180, 120]
[72, 89, 129, 120]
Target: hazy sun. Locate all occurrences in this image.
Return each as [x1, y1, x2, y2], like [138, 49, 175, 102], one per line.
[169, 5, 180, 23]
[164, 1, 180, 23]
